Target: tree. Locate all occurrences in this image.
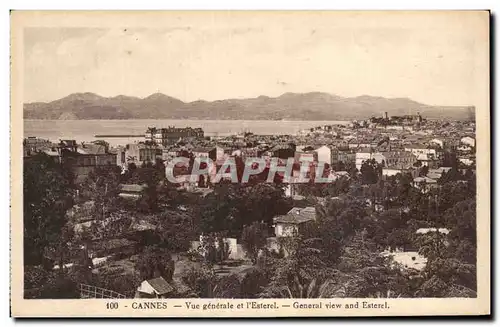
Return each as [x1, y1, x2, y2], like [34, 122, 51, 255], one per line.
[413, 197, 477, 297]
[386, 228, 414, 252]
[182, 265, 218, 298]
[135, 246, 175, 282]
[315, 196, 366, 246]
[360, 159, 381, 185]
[199, 182, 291, 236]
[24, 265, 80, 299]
[153, 210, 197, 252]
[137, 170, 160, 213]
[442, 149, 459, 168]
[241, 222, 269, 264]
[156, 181, 188, 210]
[235, 183, 291, 233]
[24, 153, 75, 266]
[438, 167, 464, 184]
[213, 274, 242, 298]
[95, 266, 142, 298]
[260, 230, 336, 298]
[121, 162, 137, 182]
[417, 258, 476, 297]
[336, 233, 413, 298]
[443, 198, 476, 264]
[80, 165, 122, 220]
[240, 267, 269, 298]
[197, 233, 231, 265]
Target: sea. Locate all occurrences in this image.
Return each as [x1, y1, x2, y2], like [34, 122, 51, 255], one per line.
[24, 119, 349, 147]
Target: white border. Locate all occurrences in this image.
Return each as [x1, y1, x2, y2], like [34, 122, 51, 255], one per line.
[3, 1, 497, 326]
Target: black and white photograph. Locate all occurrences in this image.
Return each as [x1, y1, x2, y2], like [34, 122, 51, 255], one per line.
[10, 10, 490, 317]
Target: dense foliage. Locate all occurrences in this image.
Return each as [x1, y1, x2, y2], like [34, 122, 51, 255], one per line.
[23, 148, 477, 299]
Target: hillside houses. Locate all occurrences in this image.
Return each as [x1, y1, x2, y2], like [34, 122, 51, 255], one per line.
[355, 150, 417, 171]
[23, 139, 117, 183]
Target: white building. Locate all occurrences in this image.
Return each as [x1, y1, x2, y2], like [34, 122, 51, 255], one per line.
[314, 145, 332, 165]
[273, 207, 316, 237]
[459, 157, 474, 166]
[382, 168, 404, 176]
[404, 145, 438, 157]
[429, 138, 445, 148]
[460, 136, 475, 147]
[355, 151, 386, 170]
[413, 176, 438, 193]
[136, 277, 174, 298]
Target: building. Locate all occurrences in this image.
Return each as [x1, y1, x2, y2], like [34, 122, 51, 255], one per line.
[385, 125, 405, 131]
[429, 138, 445, 148]
[355, 150, 386, 170]
[112, 146, 127, 168]
[145, 126, 204, 146]
[404, 144, 440, 159]
[331, 149, 356, 166]
[381, 151, 418, 169]
[348, 139, 373, 149]
[191, 146, 224, 162]
[460, 136, 475, 148]
[388, 113, 423, 124]
[24, 139, 117, 183]
[273, 207, 316, 237]
[458, 156, 475, 166]
[416, 228, 450, 235]
[23, 137, 53, 156]
[422, 152, 441, 168]
[295, 150, 316, 163]
[427, 167, 452, 180]
[135, 277, 174, 298]
[314, 145, 332, 165]
[270, 144, 296, 159]
[413, 176, 438, 193]
[382, 168, 404, 176]
[355, 149, 417, 171]
[118, 184, 146, 198]
[125, 143, 163, 166]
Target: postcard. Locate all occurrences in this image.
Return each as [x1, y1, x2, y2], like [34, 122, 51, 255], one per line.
[10, 10, 490, 317]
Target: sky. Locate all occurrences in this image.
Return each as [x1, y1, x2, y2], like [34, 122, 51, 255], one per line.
[22, 11, 488, 106]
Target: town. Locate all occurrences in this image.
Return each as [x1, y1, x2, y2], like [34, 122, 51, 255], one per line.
[23, 112, 477, 299]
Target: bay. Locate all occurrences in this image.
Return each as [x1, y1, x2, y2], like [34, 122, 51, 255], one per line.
[24, 119, 349, 147]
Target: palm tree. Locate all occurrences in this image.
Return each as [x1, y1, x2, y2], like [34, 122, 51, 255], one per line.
[259, 229, 339, 298]
[267, 278, 341, 298]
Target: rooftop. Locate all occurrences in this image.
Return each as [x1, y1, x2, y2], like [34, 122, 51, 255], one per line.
[416, 228, 450, 235]
[192, 147, 214, 153]
[273, 207, 316, 224]
[413, 176, 438, 184]
[120, 184, 146, 193]
[146, 277, 174, 295]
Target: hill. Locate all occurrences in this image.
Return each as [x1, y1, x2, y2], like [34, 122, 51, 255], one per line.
[23, 92, 475, 121]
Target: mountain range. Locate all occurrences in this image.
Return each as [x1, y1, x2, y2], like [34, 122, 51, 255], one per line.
[24, 92, 475, 121]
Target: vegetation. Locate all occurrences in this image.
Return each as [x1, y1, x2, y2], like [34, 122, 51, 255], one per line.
[24, 153, 75, 272]
[241, 222, 269, 264]
[135, 246, 175, 282]
[23, 145, 477, 299]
